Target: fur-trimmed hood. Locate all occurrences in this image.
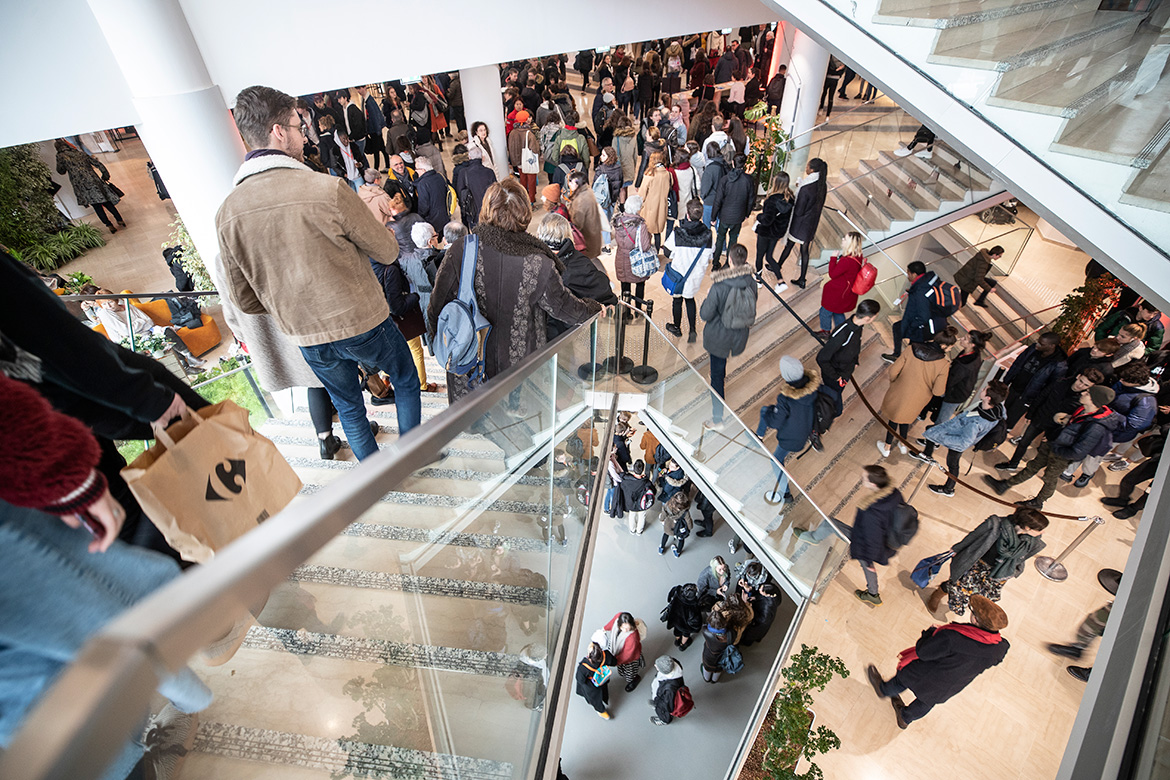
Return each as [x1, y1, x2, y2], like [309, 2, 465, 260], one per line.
[777, 366, 821, 399]
[672, 218, 712, 249]
[615, 124, 639, 137]
[856, 484, 897, 511]
[452, 151, 470, 166]
[711, 264, 753, 284]
[232, 152, 312, 187]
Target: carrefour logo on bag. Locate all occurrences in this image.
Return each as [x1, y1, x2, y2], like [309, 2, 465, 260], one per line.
[205, 459, 246, 501]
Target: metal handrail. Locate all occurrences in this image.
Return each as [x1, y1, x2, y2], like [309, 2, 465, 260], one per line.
[1, 311, 607, 780]
[58, 290, 218, 301]
[787, 97, 890, 149]
[871, 224, 1033, 288]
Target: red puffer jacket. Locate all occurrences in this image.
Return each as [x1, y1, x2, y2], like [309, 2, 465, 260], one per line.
[821, 254, 863, 314]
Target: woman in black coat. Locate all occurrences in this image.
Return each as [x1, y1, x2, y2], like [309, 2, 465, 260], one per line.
[575, 642, 618, 719]
[537, 213, 618, 338]
[700, 610, 732, 683]
[933, 330, 987, 423]
[739, 582, 781, 646]
[774, 157, 828, 290]
[754, 172, 795, 278]
[661, 583, 704, 650]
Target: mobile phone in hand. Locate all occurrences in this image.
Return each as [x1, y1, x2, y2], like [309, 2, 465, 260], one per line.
[77, 509, 106, 542]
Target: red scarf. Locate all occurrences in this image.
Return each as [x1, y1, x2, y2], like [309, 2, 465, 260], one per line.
[896, 623, 1003, 670]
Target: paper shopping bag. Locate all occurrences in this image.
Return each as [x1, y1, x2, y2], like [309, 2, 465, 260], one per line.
[122, 400, 302, 563]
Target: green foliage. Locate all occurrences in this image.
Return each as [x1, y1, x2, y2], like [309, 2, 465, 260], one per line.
[1048, 274, 1122, 352]
[762, 645, 849, 780]
[164, 216, 216, 298]
[20, 242, 62, 271]
[189, 355, 245, 385]
[745, 101, 790, 191]
[46, 228, 86, 263]
[64, 271, 94, 294]
[71, 221, 107, 249]
[0, 144, 62, 252]
[120, 333, 168, 355]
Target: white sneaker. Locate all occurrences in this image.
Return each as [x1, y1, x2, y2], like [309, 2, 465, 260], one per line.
[876, 441, 891, 458]
[142, 704, 199, 780]
[703, 419, 726, 431]
[898, 442, 908, 455]
[774, 282, 788, 294]
[728, 538, 740, 554]
[894, 147, 912, 157]
[915, 149, 933, 159]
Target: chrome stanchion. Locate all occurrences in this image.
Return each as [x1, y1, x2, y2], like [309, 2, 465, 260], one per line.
[1035, 516, 1105, 582]
[906, 462, 935, 503]
[764, 471, 787, 505]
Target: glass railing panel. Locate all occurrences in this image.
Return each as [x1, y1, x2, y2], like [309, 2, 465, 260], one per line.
[615, 306, 849, 600]
[813, 0, 1170, 262]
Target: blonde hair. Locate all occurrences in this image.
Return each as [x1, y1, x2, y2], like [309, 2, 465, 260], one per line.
[1121, 323, 1147, 340]
[841, 232, 864, 258]
[768, 171, 793, 199]
[537, 212, 573, 245]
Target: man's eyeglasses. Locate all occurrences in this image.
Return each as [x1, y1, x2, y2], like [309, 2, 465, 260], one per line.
[281, 123, 306, 136]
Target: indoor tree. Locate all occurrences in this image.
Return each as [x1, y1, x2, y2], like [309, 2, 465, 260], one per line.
[761, 644, 849, 780]
[744, 100, 791, 192]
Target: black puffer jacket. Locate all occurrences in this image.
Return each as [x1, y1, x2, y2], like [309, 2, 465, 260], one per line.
[755, 192, 794, 239]
[547, 239, 617, 339]
[942, 349, 982, 404]
[739, 589, 781, 646]
[711, 168, 756, 225]
[661, 583, 704, 638]
[816, 319, 864, 388]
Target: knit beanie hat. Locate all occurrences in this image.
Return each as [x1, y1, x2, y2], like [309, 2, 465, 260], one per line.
[542, 183, 562, 203]
[1087, 385, 1115, 408]
[779, 355, 803, 383]
[655, 655, 675, 674]
[514, 110, 531, 123]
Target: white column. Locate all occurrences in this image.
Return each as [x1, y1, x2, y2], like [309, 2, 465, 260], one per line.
[86, 0, 246, 275]
[458, 64, 508, 182]
[783, 30, 830, 179]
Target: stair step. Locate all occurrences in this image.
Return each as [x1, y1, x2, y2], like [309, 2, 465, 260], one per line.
[847, 165, 918, 222]
[289, 565, 551, 606]
[929, 146, 996, 190]
[834, 172, 898, 228]
[876, 150, 966, 201]
[859, 158, 941, 212]
[1122, 138, 1170, 213]
[874, 0, 1071, 29]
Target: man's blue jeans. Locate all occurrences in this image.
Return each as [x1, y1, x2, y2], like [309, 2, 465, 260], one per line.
[703, 205, 714, 228]
[818, 307, 846, 332]
[0, 502, 213, 780]
[300, 317, 421, 460]
[755, 410, 793, 499]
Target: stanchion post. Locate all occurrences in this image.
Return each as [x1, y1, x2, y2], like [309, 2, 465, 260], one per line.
[764, 471, 787, 505]
[1035, 516, 1105, 582]
[630, 298, 659, 385]
[906, 463, 935, 503]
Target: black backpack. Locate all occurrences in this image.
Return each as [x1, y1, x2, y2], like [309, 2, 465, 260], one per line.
[812, 386, 839, 436]
[974, 418, 1008, 452]
[164, 296, 202, 330]
[886, 502, 919, 551]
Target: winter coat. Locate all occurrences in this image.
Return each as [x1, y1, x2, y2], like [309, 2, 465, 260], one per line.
[897, 625, 1009, 705]
[899, 270, 941, 343]
[415, 169, 450, 233]
[1003, 344, 1068, 401]
[357, 184, 395, 225]
[671, 162, 701, 217]
[596, 161, 623, 207]
[547, 240, 617, 338]
[382, 166, 418, 211]
[455, 159, 496, 228]
[713, 51, 739, 83]
[950, 515, 1045, 585]
[613, 126, 639, 184]
[619, 473, 654, 512]
[850, 485, 903, 566]
[760, 368, 821, 451]
[658, 465, 689, 503]
[880, 342, 950, 425]
[816, 319, 864, 388]
[952, 249, 995, 295]
[1111, 379, 1160, 442]
[787, 174, 826, 243]
[652, 664, 685, 723]
[700, 264, 758, 358]
[640, 165, 673, 234]
[1027, 376, 1086, 434]
[613, 212, 654, 283]
[568, 186, 604, 259]
[216, 154, 397, 347]
[662, 584, 704, 638]
[701, 625, 731, 672]
[1065, 347, 1115, 385]
[388, 211, 425, 252]
[56, 146, 120, 207]
[575, 649, 617, 710]
[1050, 406, 1121, 460]
[663, 219, 713, 299]
[507, 123, 540, 172]
[711, 168, 756, 226]
[821, 254, 864, 315]
[602, 613, 644, 665]
[924, 404, 1003, 452]
[468, 135, 497, 177]
[427, 224, 602, 403]
[370, 259, 425, 341]
[942, 350, 983, 404]
[661, 500, 693, 537]
[740, 589, 781, 646]
[700, 159, 727, 203]
[755, 193, 794, 240]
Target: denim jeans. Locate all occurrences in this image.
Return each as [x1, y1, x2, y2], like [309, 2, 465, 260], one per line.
[0, 502, 213, 779]
[818, 308, 846, 332]
[299, 317, 421, 460]
[756, 410, 793, 498]
[712, 220, 742, 265]
[702, 204, 713, 227]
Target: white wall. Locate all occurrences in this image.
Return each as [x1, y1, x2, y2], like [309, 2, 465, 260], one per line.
[2, 0, 779, 148]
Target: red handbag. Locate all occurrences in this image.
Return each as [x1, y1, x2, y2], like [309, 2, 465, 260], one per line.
[852, 258, 877, 295]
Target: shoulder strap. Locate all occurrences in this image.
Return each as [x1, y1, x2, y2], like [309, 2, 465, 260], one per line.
[457, 234, 478, 303]
[678, 248, 706, 285]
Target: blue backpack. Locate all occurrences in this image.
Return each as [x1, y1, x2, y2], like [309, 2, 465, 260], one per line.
[719, 644, 744, 674]
[433, 235, 491, 384]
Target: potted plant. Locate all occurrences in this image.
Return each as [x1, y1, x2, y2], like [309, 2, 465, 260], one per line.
[744, 100, 790, 194]
[1048, 273, 1123, 352]
[121, 333, 168, 358]
[760, 644, 849, 780]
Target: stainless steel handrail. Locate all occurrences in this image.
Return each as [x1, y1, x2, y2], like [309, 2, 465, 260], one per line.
[870, 223, 1033, 288]
[1, 311, 607, 780]
[58, 291, 219, 300]
[786, 96, 886, 148]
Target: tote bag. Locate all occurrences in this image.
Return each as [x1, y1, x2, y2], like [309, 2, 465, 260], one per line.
[122, 400, 302, 563]
[520, 131, 539, 174]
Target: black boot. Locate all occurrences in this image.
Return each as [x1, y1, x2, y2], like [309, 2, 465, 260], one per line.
[319, 434, 342, 460]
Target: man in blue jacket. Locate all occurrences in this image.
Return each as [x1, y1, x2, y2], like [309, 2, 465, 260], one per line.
[1063, 361, 1159, 486]
[755, 355, 819, 505]
[882, 262, 936, 362]
[912, 381, 1008, 497]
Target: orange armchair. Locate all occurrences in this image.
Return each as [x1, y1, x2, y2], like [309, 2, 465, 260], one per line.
[121, 290, 222, 357]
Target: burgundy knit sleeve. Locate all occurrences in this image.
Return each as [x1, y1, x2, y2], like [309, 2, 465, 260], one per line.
[0, 372, 104, 513]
